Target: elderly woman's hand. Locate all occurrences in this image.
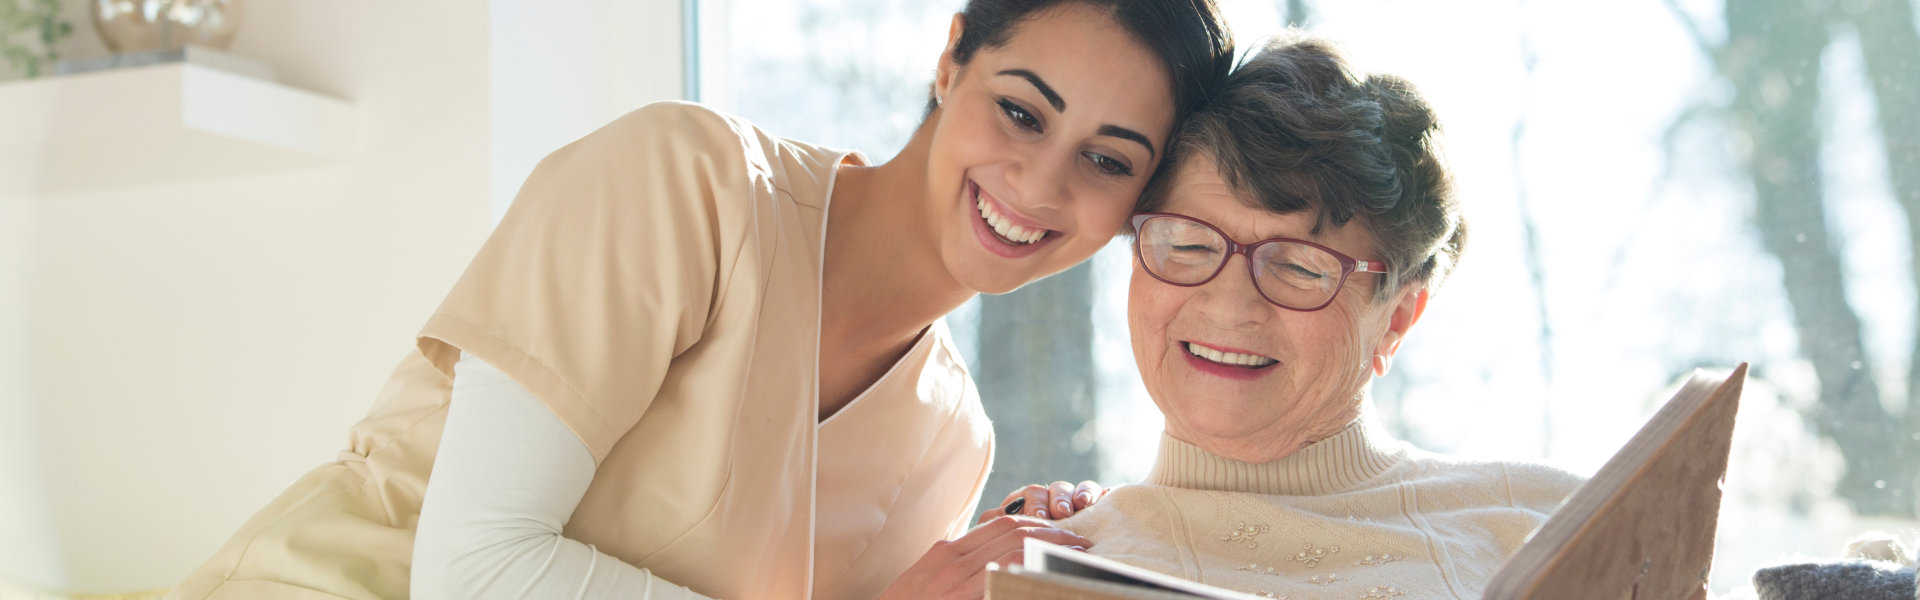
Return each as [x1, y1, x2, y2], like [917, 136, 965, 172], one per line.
[876, 515, 1092, 600]
[976, 480, 1107, 524]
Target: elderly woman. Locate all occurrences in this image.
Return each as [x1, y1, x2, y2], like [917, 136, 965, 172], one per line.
[1046, 36, 1587, 599]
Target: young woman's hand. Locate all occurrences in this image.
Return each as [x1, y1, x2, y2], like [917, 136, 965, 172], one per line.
[976, 480, 1107, 524]
[876, 515, 1092, 600]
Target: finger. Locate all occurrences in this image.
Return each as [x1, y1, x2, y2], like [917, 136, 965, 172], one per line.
[978, 500, 1015, 526]
[979, 486, 1039, 525]
[966, 523, 1094, 564]
[956, 537, 1028, 582]
[1023, 485, 1052, 519]
[948, 515, 1055, 555]
[1047, 481, 1075, 519]
[1072, 480, 1103, 509]
[954, 526, 1092, 579]
[1000, 485, 1038, 508]
[1013, 524, 1094, 551]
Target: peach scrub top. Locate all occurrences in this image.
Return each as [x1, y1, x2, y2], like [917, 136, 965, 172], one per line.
[170, 102, 997, 600]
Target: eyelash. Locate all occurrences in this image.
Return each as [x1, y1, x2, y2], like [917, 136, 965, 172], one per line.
[1085, 152, 1133, 177]
[998, 98, 1041, 132]
[996, 97, 1135, 179]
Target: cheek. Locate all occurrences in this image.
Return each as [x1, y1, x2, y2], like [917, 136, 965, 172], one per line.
[1128, 269, 1181, 362]
[930, 106, 1008, 184]
[1048, 184, 1143, 265]
[1083, 187, 1139, 235]
[1297, 304, 1383, 384]
[1316, 308, 1362, 352]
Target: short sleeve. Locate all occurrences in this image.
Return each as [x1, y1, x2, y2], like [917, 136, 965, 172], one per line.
[418, 101, 759, 463]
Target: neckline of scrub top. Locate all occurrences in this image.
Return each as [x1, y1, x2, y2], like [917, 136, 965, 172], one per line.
[816, 323, 937, 430]
[808, 149, 937, 429]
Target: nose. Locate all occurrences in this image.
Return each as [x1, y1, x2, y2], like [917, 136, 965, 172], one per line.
[1192, 253, 1272, 329]
[1008, 143, 1075, 212]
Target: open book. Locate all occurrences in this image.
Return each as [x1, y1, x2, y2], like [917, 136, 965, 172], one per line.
[986, 365, 1747, 600]
[986, 539, 1265, 600]
[1481, 364, 1747, 600]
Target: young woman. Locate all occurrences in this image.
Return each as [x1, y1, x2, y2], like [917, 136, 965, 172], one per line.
[168, 2, 1232, 599]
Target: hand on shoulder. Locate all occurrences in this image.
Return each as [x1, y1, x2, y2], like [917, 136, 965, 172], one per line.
[976, 480, 1109, 524]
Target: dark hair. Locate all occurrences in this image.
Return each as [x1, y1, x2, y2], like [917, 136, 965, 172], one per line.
[1138, 33, 1464, 299]
[930, 0, 1236, 146]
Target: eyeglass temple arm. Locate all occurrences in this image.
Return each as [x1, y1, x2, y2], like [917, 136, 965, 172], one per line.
[1356, 260, 1388, 273]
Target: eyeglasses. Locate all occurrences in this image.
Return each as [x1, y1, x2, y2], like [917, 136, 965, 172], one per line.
[1130, 212, 1388, 312]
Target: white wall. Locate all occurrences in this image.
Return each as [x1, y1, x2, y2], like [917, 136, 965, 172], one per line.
[490, 0, 688, 214]
[0, 0, 684, 593]
[0, 178, 60, 590]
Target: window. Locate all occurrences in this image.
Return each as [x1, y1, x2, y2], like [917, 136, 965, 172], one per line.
[704, 0, 1920, 593]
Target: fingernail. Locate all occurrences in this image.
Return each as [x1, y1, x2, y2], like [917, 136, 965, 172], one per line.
[1004, 497, 1026, 515]
[1075, 492, 1092, 505]
[1068, 545, 1086, 551]
[1056, 500, 1071, 514]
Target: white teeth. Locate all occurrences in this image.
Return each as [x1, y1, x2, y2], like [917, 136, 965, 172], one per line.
[975, 190, 1046, 244]
[1186, 342, 1277, 368]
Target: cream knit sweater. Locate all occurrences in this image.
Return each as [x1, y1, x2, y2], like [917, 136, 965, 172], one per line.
[1056, 422, 1586, 600]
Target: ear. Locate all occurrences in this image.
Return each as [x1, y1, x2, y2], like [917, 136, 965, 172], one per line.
[1371, 286, 1429, 377]
[934, 14, 966, 106]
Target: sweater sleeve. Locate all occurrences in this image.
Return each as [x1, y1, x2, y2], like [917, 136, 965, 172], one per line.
[410, 352, 718, 600]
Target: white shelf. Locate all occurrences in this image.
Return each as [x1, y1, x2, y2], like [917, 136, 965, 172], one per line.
[0, 60, 356, 192]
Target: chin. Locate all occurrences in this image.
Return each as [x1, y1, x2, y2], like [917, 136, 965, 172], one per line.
[1163, 387, 1282, 437]
[956, 267, 1032, 295]
[942, 242, 1044, 296]
[1182, 404, 1267, 435]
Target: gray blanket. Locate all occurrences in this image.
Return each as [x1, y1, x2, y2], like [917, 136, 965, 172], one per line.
[1751, 560, 1918, 600]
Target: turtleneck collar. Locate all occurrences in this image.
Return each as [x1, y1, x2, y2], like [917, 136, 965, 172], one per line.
[1144, 420, 1407, 496]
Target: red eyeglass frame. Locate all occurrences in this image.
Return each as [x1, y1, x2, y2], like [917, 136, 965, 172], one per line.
[1129, 212, 1389, 312]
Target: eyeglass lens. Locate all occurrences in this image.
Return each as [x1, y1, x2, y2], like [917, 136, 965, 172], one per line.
[1136, 216, 1345, 310]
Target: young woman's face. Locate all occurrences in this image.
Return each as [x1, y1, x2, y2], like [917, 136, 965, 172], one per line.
[926, 3, 1177, 295]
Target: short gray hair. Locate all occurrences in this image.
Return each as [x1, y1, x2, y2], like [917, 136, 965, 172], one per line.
[1136, 33, 1465, 299]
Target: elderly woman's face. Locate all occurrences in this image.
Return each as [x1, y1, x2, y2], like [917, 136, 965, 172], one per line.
[1129, 156, 1424, 455]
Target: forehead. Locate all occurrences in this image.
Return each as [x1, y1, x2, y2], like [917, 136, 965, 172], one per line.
[1161, 156, 1378, 255]
[1160, 157, 1306, 238]
[974, 4, 1176, 135]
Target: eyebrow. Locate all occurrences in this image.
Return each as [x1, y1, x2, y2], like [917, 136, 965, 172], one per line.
[997, 69, 1159, 161]
[998, 69, 1064, 111]
[1099, 124, 1157, 161]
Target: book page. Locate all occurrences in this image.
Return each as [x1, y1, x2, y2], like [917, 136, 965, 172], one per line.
[1017, 538, 1266, 600]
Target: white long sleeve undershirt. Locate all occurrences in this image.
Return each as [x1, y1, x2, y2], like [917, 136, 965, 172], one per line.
[410, 352, 716, 600]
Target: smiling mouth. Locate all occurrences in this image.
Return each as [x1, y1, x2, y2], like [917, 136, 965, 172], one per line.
[973, 183, 1053, 245]
[1184, 342, 1278, 368]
